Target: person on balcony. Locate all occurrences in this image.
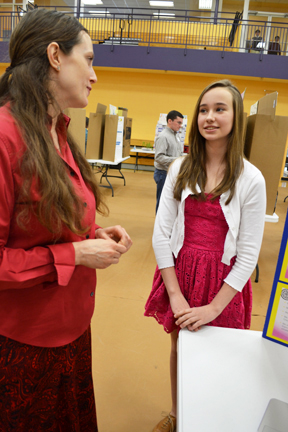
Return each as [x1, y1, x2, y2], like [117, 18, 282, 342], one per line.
[251, 29, 263, 52]
[154, 110, 184, 212]
[268, 36, 281, 55]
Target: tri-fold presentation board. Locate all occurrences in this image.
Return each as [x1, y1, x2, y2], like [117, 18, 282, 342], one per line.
[65, 104, 132, 162]
[245, 92, 288, 216]
[263, 209, 288, 348]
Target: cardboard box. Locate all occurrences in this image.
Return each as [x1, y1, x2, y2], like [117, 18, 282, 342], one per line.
[118, 107, 132, 157]
[86, 103, 107, 159]
[244, 92, 288, 215]
[118, 107, 128, 118]
[250, 92, 277, 119]
[102, 107, 133, 161]
[63, 108, 86, 154]
[123, 117, 132, 157]
[102, 114, 124, 161]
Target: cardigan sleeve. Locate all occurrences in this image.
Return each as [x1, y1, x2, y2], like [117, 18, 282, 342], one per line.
[224, 169, 266, 291]
[152, 158, 181, 268]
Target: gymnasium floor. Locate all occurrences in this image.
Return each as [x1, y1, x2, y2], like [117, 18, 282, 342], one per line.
[91, 168, 287, 431]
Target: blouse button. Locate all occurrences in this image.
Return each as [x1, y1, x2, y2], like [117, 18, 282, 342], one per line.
[84, 202, 87, 207]
[86, 234, 89, 239]
[90, 292, 94, 297]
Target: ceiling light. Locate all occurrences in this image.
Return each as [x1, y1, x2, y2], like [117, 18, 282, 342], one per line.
[150, 1, 174, 7]
[153, 12, 175, 15]
[153, 12, 175, 18]
[89, 10, 110, 14]
[199, 0, 212, 9]
[249, 10, 287, 18]
[83, 0, 103, 4]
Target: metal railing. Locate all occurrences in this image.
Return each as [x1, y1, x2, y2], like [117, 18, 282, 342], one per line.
[0, 7, 288, 56]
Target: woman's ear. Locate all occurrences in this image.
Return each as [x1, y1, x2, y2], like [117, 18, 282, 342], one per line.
[47, 42, 61, 72]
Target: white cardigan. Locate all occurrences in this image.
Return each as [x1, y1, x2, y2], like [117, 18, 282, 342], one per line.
[152, 157, 266, 292]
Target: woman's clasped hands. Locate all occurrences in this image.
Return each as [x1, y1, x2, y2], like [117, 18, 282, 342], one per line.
[73, 225, 132, 269]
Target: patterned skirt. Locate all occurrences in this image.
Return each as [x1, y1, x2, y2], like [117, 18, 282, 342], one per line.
[0, 327, 97, 432]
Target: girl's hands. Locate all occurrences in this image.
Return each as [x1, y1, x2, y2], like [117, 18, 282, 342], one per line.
[174, 304, 220, 332]
[174, 284, 237, 332]
[169, 292, 190, 316]
[169, 293, 196, 332]
[160, 267, 224, 332]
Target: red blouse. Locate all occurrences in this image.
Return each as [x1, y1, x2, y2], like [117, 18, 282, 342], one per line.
[0, 105, 99, 347]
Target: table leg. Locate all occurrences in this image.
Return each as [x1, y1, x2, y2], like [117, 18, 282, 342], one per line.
[118, 168, 126, 186]
[99, 165, 114, 196]
[255, 263, 259, 283]
[134, 153, 139, 172]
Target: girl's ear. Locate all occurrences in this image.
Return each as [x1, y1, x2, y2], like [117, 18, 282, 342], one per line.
[47, 42, 61, 72]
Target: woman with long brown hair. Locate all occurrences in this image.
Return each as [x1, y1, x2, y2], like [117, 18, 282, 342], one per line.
[0, 8, 132, 431]
[145, 80, 266, 432]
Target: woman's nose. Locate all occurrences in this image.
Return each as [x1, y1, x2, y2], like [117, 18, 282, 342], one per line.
[90, 69, 97, 84]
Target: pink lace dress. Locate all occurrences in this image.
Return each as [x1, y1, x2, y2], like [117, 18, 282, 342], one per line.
[144, 195, 252, 333]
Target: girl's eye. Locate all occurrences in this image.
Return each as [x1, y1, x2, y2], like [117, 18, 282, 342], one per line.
[216, 107, 224, 112]
[199, 109, 207, 113]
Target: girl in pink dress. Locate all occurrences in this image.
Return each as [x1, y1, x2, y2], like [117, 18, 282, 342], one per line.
[145, 80, 266, 432]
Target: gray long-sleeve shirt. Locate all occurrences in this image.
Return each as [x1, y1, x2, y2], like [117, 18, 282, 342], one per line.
[154, 126, 182, 171]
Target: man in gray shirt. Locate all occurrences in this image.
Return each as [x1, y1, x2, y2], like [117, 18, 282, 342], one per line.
[154, 110, 184, 212]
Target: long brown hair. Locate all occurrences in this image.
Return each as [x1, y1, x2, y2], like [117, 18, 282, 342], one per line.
[174, 79, 244, 204]
[0, 8, 107, 235]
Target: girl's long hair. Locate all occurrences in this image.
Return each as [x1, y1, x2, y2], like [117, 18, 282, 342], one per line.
[174, 79, 244, 204]
[0, 8, 107, 235]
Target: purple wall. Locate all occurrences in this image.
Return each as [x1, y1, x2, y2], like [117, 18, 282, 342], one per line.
[0, 42, 9, 64]
[92, 44, 288, 80]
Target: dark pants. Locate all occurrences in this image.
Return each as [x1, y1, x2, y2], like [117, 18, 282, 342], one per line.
[154, 168, 167, 213]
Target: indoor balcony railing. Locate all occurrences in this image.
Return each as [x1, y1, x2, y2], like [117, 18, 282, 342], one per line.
[0, 6, 288, 57]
